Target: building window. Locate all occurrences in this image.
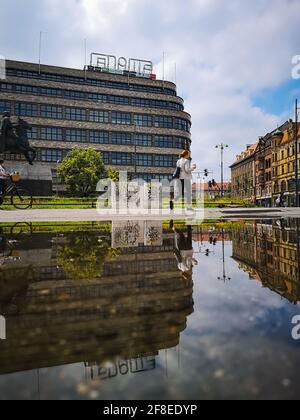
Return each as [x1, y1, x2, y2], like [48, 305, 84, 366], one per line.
[16, 85, 39, 95]
[0, 100, 11, 114]
[66, 129, 87, 143]
[154, 155, 173, 167]
[89, 109, 109, 123]
[41, 149, 68, 162]
[136, 154, 153, 167]
[0, 83, 14, 92]
[175, 118, 191, 132]
[27, 126, 39, 140]
[111, 132, 132, 145]
[7, 68, 177, 96]
[64, 90, 86, 100]
[89, 131, 109, 144]
[109, 95, 130, 105]
[112, 111, 132, 125]
[111, 152, 132, 166]
[154, 136, 174, 148]
[40, 87, 63, 97]
[134, 114, 153, 127]
[174, 137, 188, 149]
[88, 93, 108, 103]
[18, 102, 38, 117]
[41, 105, 63, 119]
[135, 134, 152, 147]
[65, 107, 86, 121]
[131, 98, 148, 108]
[281, 181, 287, 193]
[154, 116, 173, 129]
[41, 127, 63, 141]
[101, 152, 110, 164]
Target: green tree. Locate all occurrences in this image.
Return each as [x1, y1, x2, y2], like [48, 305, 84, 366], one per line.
[58, 148, 107, 197]
[56, 232, 120, 280]
[107, 167, 119, 182]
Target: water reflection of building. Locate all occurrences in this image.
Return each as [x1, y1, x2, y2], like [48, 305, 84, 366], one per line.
[232, 220, 300, 303]
[0, 227, 194, 376]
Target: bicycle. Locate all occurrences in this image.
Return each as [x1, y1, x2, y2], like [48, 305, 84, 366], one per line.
[0, 174, 33, 210]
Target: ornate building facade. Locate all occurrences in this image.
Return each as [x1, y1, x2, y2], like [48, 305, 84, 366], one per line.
[230, 144, 257, 203]
[271, 121, 300, 207]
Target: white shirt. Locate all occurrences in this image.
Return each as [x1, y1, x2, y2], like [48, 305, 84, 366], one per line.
[177, 158, 195, 180]
[0, 165, 7, 179]
[178, 250, 194, 273]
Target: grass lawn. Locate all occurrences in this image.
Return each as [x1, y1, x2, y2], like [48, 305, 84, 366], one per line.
[1, 195, 254, 210]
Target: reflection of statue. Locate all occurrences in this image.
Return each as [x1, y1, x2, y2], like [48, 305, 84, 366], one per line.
[0, 112, 36, 165]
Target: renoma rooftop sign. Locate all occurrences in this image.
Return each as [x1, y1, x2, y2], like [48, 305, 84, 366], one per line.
[88, 53, 156, 79]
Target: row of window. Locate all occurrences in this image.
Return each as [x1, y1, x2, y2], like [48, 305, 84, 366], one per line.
[0, 100, 191, 132]
[6, 68, 177, 96]
[0, 82, 183, 111]
[5, 148, 178, 167]
[273, 146, 300, 162]
[25, 125, 189, 148]
[273, 161, 300, 176]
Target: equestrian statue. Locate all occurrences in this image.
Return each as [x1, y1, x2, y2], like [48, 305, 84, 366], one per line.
[0, 111, 36, 165]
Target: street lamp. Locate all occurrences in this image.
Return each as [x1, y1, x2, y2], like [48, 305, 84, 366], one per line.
[217, 228, 231, 282]
[216, 143, 229, 197]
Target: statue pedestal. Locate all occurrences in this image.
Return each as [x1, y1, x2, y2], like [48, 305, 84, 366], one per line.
[5, 162, 53, 196]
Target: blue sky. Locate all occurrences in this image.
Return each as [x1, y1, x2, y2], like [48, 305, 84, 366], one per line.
[0, 0, 299, 179]
[253, 79, 299, 117]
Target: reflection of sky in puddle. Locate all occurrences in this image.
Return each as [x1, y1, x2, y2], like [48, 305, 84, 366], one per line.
[0, 220, 300, 400]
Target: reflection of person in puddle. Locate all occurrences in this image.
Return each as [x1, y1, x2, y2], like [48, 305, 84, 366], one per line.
[170, 221, 198, 274]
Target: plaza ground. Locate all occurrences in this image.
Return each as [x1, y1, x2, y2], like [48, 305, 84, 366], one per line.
[0, 207, 299, 223]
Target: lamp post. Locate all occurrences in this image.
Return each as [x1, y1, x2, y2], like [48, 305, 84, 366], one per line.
[217, 228, 231, 283]
[216, 144, 229, 197]
[295, 99, 300, 207]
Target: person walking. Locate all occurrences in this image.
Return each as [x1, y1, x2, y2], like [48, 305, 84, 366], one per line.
[0, 159, 10, 197]
[171, 150, 196, 210]
[170, 221, 198, 276]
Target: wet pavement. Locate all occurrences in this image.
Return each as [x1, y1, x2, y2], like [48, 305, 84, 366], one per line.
[0, 219, 300, 400]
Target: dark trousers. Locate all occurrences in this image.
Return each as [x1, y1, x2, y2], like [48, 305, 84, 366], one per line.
[175, 225, 193, 250]
[0, 179, 4, 195]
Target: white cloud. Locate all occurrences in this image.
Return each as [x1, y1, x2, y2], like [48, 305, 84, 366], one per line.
[0, 0, 299, 178]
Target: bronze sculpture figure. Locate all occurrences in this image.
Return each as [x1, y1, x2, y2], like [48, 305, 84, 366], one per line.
[0, 112, 36, 165]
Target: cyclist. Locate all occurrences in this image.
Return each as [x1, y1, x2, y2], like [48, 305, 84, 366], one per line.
[0, 159, 10, 197]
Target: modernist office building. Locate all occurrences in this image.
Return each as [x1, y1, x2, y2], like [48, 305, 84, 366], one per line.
[0, 58, 192, 195]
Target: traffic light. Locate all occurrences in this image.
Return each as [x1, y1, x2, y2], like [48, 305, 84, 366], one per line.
[212, 179, 217, 187]
[204, 169, 209, 177]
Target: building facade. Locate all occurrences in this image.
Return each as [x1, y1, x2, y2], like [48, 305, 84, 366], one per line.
[0, 59, 192, 195]
[254, 135, 273, 207]
[272, 121, 300, 207]
[232, 221, 300, 304]
[230, 144, 257, 203]
[231, 121, 300, 207]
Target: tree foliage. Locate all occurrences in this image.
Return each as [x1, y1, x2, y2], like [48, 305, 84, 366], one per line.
[58, 148, 107, 197]
[56, 232, 120, 280]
